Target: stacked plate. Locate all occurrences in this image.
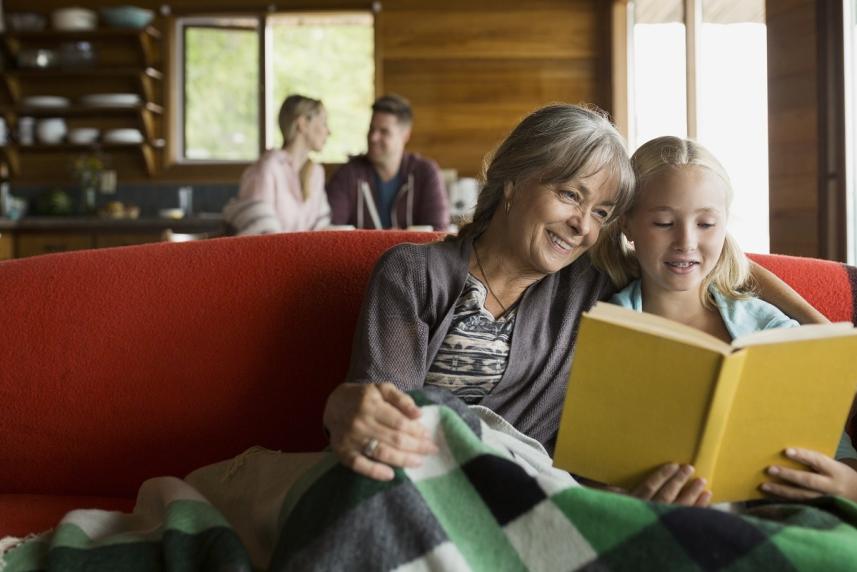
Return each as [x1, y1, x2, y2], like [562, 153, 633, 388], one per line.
[68, 128, 100, 145]
[103, 128, 144, 144]
[79, 93, 141, 107]
[22, 95, 70, 108]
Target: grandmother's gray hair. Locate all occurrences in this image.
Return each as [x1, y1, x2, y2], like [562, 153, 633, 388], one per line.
[457, 103, 635, 241]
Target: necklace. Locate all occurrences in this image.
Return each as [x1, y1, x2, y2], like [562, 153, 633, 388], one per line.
[473, 243, 508, 315]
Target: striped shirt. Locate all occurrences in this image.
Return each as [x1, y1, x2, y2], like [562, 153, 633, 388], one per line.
[424, 274, 516, 404]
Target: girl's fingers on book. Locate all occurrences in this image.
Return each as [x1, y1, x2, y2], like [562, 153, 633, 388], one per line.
[633, 463, 696, 503]
[767, 464, 832, 493]
[676, 477, 709, 506]
[760, 481, 822, 501]
[784, 447, 838, 473]
[694, 490, 713, 507]
[631, 463, 679, 499]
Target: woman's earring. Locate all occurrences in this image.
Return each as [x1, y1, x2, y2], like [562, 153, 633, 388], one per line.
[505, 200, 511, 215]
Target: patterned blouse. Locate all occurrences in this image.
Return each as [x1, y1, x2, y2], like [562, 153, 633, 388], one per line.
[424, 274, 517, 404]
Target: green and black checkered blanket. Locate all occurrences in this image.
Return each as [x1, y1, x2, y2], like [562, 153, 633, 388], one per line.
[4, 388, 857, 571]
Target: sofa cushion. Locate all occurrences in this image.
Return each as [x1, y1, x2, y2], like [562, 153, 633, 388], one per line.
[0, 231, 440, 498]
[0, 494, 135, 538]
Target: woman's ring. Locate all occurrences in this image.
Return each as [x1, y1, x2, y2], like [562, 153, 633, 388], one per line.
[362, 437, 380, 459]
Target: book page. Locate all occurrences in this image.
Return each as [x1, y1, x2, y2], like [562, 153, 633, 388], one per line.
[732, 322, 855, 348]
[710, 335, 857, 502]
[589, 303, 732, 355]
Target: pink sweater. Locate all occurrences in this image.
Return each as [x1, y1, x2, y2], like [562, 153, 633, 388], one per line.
[238, 149, 330, 232]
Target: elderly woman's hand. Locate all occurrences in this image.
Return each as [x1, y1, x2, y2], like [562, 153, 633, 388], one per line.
[630, 463, 712, 507]
[323, 382, 439, 481]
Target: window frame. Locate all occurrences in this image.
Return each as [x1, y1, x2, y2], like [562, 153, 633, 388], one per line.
[162, 8, 379, 180]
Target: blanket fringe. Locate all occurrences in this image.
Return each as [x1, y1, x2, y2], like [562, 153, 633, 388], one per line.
[0, 532, 44, 571]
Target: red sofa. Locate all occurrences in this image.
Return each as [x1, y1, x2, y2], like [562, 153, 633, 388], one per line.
[0, 231, 855, 538]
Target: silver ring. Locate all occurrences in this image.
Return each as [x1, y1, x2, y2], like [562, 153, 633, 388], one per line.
[362, 437, 380, 459]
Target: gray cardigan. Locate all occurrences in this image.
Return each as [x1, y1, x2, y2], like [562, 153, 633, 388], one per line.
[346, 237, 615, 451]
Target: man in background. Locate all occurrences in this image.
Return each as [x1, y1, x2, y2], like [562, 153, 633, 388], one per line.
[326, 94, 449, 231]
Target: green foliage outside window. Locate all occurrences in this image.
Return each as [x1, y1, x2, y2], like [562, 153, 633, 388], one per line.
[185, 26, 259, 161]
[182, 15, 374, 163]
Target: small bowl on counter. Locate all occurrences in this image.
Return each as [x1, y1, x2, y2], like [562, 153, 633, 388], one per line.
[158, 208, 185, 220]
[100, 6, 154, 29]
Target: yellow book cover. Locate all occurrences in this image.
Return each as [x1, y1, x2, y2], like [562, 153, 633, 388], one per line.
[553, 302, 857, 503]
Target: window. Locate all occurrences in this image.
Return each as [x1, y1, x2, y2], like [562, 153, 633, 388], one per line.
[625, 0, 769, 253]
[176, 12, 374, 164]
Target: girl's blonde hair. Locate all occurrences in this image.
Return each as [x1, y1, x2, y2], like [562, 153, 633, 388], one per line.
[590, 135, 754, 308]
[278, 94, 324, 201]
[456, 103, 635, 242]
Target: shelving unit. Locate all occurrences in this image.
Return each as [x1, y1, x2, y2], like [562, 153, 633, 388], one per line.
[0, 25, 163, 178]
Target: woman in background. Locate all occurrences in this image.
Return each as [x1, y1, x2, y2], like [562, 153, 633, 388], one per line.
[224, 94, 331, 234]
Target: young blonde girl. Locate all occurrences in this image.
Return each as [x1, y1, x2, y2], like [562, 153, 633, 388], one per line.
[590, 135, 857, 503]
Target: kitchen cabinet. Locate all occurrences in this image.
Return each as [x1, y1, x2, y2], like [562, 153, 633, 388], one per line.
[0, 231, 13, 260]
[16, 231, 92, 258]
[0, 26, 163, 177]
[94, 231, 160, 249]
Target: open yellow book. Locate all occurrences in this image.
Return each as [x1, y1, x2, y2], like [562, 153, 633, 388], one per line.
[553, 302, 857, 503]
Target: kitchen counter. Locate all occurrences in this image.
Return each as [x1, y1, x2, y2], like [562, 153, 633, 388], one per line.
[0, 214, 225, 232]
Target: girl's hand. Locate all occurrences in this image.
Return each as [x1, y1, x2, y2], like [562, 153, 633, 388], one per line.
[322, 383, 439, 481]
[631, 463, 712, 507]
[762, 448, 857, 502]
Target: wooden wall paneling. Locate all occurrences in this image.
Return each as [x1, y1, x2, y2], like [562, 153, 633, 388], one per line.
[767, 0, 847, 260]
[380, 0, 605, 177]
[816, 0, 847, 262]
[767, 0, 820, 257]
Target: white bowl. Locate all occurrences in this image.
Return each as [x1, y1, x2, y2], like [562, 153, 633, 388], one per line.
[68, 127, 99, 145]
[80, 93, 141, 107]
[22, 95, 70, 108]
[36, 118, 67, 144]
[103, 128, 144, 144]
[52, 8, 97, 31]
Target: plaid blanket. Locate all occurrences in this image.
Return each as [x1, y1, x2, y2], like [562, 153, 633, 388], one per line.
[5, 388, 857, 571]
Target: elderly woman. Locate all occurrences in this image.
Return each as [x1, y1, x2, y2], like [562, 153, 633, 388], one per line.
[322, 103, 825, 505]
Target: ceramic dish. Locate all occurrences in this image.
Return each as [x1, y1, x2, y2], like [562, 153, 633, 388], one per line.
[103, 128, 144, 144]
[52, 7, 97, 31]
[36, 118, 67, 144]
[100, 6, 154, 29]
[7, 12, 47, 32]
[21, 95, 70, 108]
[79, 93, 141, 107]
[68, 127, 100, 145]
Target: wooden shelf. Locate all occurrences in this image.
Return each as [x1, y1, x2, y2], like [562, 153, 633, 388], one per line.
[2, 27, 161, 42]
[5, 67, 163, 80]
[0, 27, 164, 179]
[0, 102, 163, 117]
[1, 27, 161, 67]
[1, 140, 164, 176]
